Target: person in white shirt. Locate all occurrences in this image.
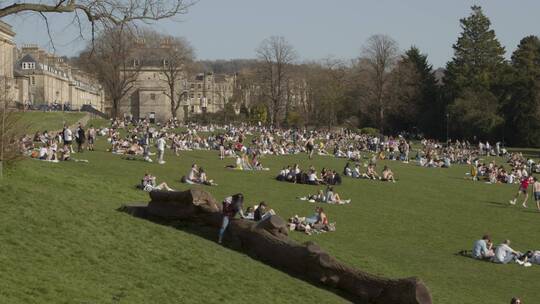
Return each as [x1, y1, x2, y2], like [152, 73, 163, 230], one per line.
[492, 240, 519, 264]
[63, 125, 74, 153]
[156, 134, 166, 164]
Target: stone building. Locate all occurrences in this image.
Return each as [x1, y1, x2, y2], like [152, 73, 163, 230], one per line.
[119, 41, 236, 122]
[0, 21, 16, 104]
[15, 45, 104, 110]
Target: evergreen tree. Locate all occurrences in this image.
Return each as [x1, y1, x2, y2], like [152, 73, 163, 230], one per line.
[503, 36, 540, 146]
[443, 5, 506, 139]
[402, 47, 441, 137]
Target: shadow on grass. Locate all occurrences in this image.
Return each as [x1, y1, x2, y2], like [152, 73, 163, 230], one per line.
[483, 201, 509, 208]
[116, 204, 357, 304]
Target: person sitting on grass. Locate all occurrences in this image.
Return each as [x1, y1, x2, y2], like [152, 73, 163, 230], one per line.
[218, 193, 246, 244]
[60, 144, 71, 161]
[325, 186, 351, 204]
[492, 240, 521, 264]
[472, 234, 495, 260]
[352, 163, 362, 178]
[307, 168, 321, 185]
[198, 167, 217, 186]
[253, 201, 276, 221]
[381, 166, 396, 183]
[343, 162, 353, 177]
[140, 173, 174, 192]
[364, 164, 380, 180]
[184, 164, 200, 184]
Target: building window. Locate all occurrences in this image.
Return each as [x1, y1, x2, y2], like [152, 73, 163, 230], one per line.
[31, 76, 36, 86]
[150, 93, 156, 100]
[22, 62, 35, 70]
[197, 84, 202, 89]
[190, 93, 194, 98]
[133, 59, 140, 67]
[190, 106, 194, 113]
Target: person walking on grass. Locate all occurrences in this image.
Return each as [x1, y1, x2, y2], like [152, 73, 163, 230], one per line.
[156, 133, 166, 165]
[510, 176, 533, 207]
[218, 193, 246, 244]
[306, 136, 315, 159]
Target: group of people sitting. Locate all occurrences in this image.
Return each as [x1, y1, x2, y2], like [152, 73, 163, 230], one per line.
[468, 235, 540, 267]
[276, 165, 342, 185]
[299, 186, 351, 205]
[288, 207, 335, 235]
[182, 164, 217, 186]
[343, 162, 396, 182]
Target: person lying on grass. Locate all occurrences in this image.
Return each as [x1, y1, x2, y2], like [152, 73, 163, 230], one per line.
[288, 207, 335, 235]
[139, 173, 174, 192]
[299, 187, 351, 204]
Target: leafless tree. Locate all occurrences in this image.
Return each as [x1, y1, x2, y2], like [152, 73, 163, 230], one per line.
[78, 23, 140, 118]
[158, 36, 195, 119]
[0, 76, 22, 179]
[0, 0, 195, 48]
[361, 34, 399, 133]
[256, 36, 297, 127]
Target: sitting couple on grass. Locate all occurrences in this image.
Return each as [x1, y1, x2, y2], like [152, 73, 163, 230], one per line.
[138, 173, 175, 192]
[288, 207, 335, 235]
[181, 164, 217, 186]
[226, 153, 269, 171]
[469, 235, 538, 267]
[299, 186, 351, 205]
[343, 162, 396, 182]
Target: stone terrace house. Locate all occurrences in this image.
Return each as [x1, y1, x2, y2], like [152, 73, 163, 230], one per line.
[119, 40, 236, 122]
[15, 45, 104, 110]
[0, 21, 17, 103]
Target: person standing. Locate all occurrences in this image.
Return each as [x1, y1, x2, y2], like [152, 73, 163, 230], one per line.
[156, 134, 166, 165]
[63, 124, 74, 153]
[533, 177, 540, 211]
[87, 125, 96, 151]
[306, 136, 315, 159]
[75, 123, 85, 153]
[218, 193, 246, 244]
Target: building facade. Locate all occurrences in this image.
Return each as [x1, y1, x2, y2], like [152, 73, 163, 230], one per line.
[15, 45, 104, 110]
[0, 21, 16, 104]
[119, 41, 236, 122]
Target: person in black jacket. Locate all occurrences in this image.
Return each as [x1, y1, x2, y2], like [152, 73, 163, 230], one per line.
[75, 123, 86, 153]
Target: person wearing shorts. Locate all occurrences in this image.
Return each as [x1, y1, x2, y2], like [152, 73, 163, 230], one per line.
[533, 177, 540, 211]
[306, 137, 315, 159]
[510, 176, 533, 207]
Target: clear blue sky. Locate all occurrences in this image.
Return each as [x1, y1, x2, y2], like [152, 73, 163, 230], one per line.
[4, 0, 540, 68]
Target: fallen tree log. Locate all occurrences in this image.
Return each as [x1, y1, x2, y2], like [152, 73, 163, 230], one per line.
[123, 189, 432, 304]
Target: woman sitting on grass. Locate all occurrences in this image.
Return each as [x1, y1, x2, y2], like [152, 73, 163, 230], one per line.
[299, 187, 350, 205]
[365, 164, 380, 180]
[381, 166, 396, 183]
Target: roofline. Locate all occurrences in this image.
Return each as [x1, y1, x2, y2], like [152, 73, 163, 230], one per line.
[0, 20, 15, 36]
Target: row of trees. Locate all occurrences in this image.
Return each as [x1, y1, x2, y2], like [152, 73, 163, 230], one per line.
[232, 6, 539, 146]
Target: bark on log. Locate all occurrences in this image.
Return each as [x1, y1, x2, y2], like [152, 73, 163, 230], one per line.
[130, 189, 432, 304]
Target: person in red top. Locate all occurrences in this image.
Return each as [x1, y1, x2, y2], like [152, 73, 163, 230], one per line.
[510, 176, 533, 207]
[218, 193, 245, 244]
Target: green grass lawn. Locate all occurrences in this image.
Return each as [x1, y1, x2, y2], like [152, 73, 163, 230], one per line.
[1, 130, 539, 303]
[14, 112, 88, 133]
